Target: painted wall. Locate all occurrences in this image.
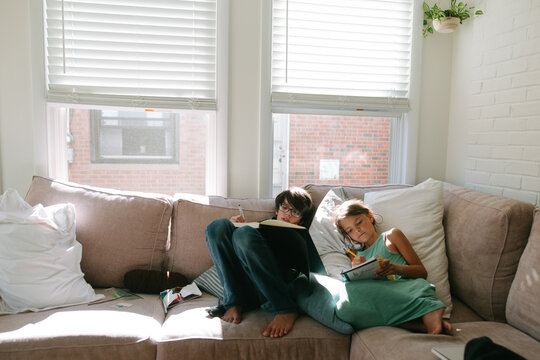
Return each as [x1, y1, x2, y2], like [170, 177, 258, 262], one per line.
[227, 0, 262, 197]
[446, 0, 540, 206]
[416, 34, 453, 184]
[0, 0, 35, 196]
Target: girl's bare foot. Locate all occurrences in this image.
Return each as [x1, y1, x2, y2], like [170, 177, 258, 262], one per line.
[422, 308, 445, 334]
[221, 306, 243, 324]
[442, 320, 454, 335]
[262, 313, 299, 338]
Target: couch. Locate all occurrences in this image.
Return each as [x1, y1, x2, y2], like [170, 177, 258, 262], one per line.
[0, 175, 538, 359]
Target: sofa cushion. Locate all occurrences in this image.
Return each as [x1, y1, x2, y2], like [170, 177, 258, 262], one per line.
[350, 321, 540, 360]
[308, 187, 351, 278]
[155, 294, 350, 360]
[24, 176, 173, 288]
[0, 295, 163, 360]
[443, 183, 534, 322]
[169, 193, 275, 280]
[304, 183, 411, 209]
[506, 208, 540, 341]
[447, 297, 483, 323]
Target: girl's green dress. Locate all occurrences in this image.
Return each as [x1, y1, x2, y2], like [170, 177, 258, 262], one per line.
[335, 232, 445, 330]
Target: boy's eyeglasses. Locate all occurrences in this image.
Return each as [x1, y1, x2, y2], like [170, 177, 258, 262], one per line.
[279, 203, 302, 218]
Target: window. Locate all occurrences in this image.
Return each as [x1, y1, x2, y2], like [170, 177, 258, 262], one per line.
[270, 0, 414, 195]
[91, 110, 178, 164]
[49, 105, 211, 196]
[272, 114, 392, 195]
[43, 0, 223, 195]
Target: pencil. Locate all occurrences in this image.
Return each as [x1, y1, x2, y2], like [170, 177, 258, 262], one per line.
[343, 247, 357, 257]
[237, 204, 245, 219]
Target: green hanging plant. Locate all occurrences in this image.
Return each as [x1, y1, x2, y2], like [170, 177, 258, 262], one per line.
[423, 0, 484, 37]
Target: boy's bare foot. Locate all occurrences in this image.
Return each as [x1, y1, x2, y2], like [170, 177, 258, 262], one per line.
[221, 306, 243, 324]
[262, 312, 299, 338]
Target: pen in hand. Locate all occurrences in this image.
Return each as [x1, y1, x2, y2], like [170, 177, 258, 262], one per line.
[237, 204, 245, 220]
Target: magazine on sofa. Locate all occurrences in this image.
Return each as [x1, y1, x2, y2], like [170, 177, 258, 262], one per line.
[160, 282, 202, 313]
[89, 287, 142, 305]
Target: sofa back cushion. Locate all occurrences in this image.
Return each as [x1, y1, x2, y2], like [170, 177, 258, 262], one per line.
[442, 183, 534, 322]
[168, 193, 275, 280]
[304, 183, 410, 209]
[506, 208, 540, 340]
[24, 176, 173, 288]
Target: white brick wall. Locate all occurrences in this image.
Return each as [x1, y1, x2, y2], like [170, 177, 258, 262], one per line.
[466, 0, 540, 207]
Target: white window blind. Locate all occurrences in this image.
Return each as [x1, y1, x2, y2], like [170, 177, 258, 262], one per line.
[44, 0, 217, 110]
[271, 0, 412, 114]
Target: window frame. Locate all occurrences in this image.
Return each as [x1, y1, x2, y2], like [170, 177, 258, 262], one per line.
[33, 0, 229, 196]
[260, 1, 424, 197]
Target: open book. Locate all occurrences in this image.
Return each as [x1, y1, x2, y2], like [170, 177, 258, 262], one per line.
[233, 219, 316, 276]
[233, 219, 306, 229]
[340, 256, 381, 281]
[431, 344, 465, 360]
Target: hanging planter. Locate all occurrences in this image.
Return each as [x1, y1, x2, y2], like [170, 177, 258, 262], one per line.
[423, 1, 483, 37]
[432, 17, 460, 33]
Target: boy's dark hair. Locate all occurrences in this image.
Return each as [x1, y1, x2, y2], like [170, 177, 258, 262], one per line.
[274, 187, 315, 227]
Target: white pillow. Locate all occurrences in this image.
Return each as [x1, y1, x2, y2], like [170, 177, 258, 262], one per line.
[363, 178, 453, 317]
[0, 189, 103, 314]
[309, 188, 351, 279]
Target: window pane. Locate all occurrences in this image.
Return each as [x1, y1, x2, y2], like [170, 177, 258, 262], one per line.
[271, 0, 413, 107]
[272, 114, 391, 197]
[49, 106, 212, 196]
[91, 110, 178, 163]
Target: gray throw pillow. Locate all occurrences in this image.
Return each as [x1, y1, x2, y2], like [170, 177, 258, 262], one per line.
[193, 265, 224, 299]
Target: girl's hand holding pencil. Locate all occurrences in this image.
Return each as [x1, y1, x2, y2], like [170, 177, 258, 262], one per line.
[376, 255, 396, 280]
[344, 247, 366, 267]
[344, 247, 356, 257]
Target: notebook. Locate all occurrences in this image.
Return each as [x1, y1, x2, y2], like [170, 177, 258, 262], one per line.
[431, 344, 465, 360]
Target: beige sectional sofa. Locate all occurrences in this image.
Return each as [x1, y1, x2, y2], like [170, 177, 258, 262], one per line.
[0, 175, 539, 359]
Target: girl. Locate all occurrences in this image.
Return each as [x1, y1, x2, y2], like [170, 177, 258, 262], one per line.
[333, 199, 453, 335]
